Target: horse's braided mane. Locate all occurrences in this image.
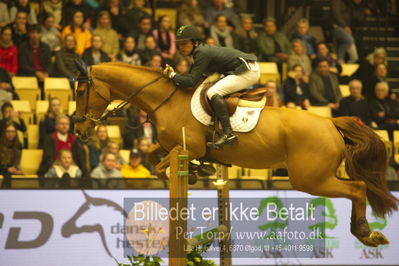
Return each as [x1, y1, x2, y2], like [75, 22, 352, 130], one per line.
[96, 62, 161, 73]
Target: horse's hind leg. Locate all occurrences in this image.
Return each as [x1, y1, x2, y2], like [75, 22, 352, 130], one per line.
[302, 175, 388, 247]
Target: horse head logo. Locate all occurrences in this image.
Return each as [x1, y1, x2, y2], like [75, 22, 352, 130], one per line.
[61, 191, 127, 257]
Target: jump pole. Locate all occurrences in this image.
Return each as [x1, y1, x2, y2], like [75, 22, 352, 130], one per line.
[168, 128, 189, 266]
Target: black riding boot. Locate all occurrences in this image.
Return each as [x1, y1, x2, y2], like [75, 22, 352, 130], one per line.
[206, 94, 238, 149]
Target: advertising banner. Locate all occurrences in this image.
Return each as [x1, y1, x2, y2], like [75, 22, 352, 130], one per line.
[0, 190, 398, 265]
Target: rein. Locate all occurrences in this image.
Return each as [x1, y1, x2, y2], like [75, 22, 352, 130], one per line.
[74, 67, 174, 124]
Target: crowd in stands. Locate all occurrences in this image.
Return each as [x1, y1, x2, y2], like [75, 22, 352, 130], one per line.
[0, 0, 398, 183]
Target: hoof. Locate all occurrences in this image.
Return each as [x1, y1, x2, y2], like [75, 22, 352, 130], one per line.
[197, 164, 216, 177]
[356, 231, 389, 247]
[188, 173, 197, 185]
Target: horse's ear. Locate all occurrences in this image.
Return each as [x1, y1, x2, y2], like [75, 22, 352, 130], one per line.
[75, 59, 88, 76]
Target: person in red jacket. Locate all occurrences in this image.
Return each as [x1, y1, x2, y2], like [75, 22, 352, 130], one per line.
[0, 26, 18, 75]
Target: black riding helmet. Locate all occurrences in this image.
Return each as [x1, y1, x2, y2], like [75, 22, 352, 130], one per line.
[175, 25, 202, 42]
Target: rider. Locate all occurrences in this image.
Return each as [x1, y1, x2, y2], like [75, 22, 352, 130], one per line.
[162, 25, 260, 149]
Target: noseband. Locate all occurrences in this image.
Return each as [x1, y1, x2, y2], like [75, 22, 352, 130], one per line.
[73, 66, 167, 124]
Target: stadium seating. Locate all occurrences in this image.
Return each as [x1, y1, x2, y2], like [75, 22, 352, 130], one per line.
[44, 78, 72, 111]
[20, 149, 43, 176]
[106, 125, 122, 146]
[258, 62, 280, 85]
[394, 131, 399, 163]
[68, 101, 76, 116]
[27, 124, 39, 149]
[307, 106, 332, 118]
[120, 149, 130, 163]
[340, 64, 359, 76]
[35, 100, 49, 123]
[12, 76, 40, 111]
[339, 85, 350, 97]
[11, 100, 33, 124]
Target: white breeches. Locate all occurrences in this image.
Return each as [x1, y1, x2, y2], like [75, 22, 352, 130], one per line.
[206, 61, 260, 98]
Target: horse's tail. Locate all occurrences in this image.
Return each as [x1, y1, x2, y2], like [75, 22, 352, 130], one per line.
[331, 116, 399, 217]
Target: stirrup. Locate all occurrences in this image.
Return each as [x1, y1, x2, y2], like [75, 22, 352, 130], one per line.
[206, 134, 238, 149]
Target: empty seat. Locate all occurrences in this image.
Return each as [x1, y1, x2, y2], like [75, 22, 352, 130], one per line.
[20, 149, 43, 176]
[258, 62, 280, 84]
[106, 125, 122, 146]
[35, 100, 49, 123]
[27, 124, 39, 149]
[11, 100, 33, 124]
[44, 78, 72, 111]
[339, 85, 350, 97]
[307, 106, 332, 118]
[12, 77, 40, 111]
[68, 101, 76, 116]
[120, 149, 130, 163]
[340, 64, 359, 76]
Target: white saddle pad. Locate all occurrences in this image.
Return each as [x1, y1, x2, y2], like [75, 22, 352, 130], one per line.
[190, 78, 265, 133]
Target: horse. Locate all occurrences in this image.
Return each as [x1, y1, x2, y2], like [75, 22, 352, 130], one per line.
[73, 62, 398, 247]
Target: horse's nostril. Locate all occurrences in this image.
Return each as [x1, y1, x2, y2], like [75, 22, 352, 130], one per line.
[75, 129, 81, 135]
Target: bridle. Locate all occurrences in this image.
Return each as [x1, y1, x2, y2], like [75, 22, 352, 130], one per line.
[73, 66, 176, 124]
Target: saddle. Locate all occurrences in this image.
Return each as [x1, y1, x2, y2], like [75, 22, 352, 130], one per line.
[199, 74, 266, 117]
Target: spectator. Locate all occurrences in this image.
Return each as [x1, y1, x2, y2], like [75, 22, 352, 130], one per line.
[282, 65, 310, 109]
[90, 152, 121, 178]
[10, 11, 28, 46]
[9, 0, 38, 25]
[0, 2, 10, 28]
[62, 0, 95, 28]
[205, 36, 216, 46]
[37, 115, 86, 177]
[205, 0, 238, 27]
[0, 123, 23, 182]
[102, 0, 129, 36]
[331, 0, 367, 63]
[177, 0, 207, 35]
[338, 79, 371, 125]
[233, 16, 258, 55]
[175, 57, 190, 74]
[0, 68, 14, 107]
[61, 10, 92, 56]
[152, 15, 176, 62]
[88, 125, 109, 169]
[288, 39, 312, 82]
[136, 136, 154, 174]
[93, 11, 119, 59]
[18, 25, 51, 83]
[129, 16, 152, 50]
[53, 34, 80, 80]
[100, 141, 125, 170]
[82, 35, 111, 66]
[369, 82, 399, 140]
[313, 41, 342, 74]
[0, 102, 26, 138]
[45, 149, 82, 178]
[123, 108, 157, 149]
[265, 80, 283, 107]
[363, 63, 390, 99]
[138, 35, 160, 65]
[40, 13, 61, 53]
[210, 15, 233, 48]
[38, 97, 65, 148]
[145, 53, 162, 68]
[40, 0, 63, 30]
[309, 59, 342, 112]
[355, 48, 386, 86]
[125, 0, 150, 30]
[291, 18, 317, 59]
[121, 148, 151, 177]
[257, 17, 291, 63]
[115, 36, 141, 65]
[0, 26, 18, 76]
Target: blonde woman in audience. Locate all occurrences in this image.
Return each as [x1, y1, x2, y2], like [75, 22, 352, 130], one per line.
[291, 18, 317, 59]
[288, 39, 312, 83]
[265, 80, 283, 107]
[45, 149, 82, 178]
[152, 15, 176, 62]
[116, 36, 142, 65]
[93, 11, 119, 59]
[100, 141, 125, 170]
[210, 15, 233, 48]
[88, 125, 109, 169]
[0, 123, 23, 180]
[61, 10, 92, 55]
[39, 97, 64, 148]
